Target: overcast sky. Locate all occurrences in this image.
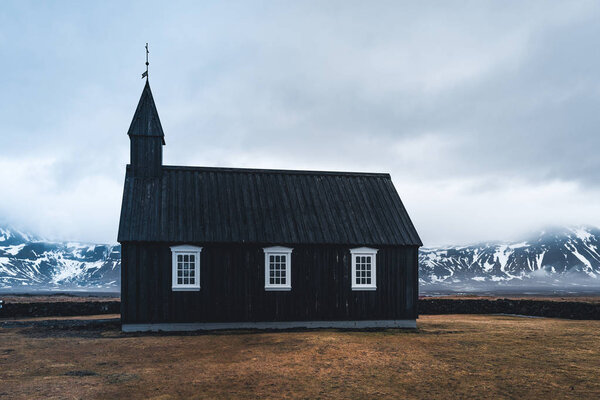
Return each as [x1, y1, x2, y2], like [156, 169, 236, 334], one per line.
[1, 1, 599, 246]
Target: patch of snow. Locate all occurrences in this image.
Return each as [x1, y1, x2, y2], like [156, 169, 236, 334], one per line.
[535, 251, 545, 270]
[495, 245, 510, 270]
[0, 257, 16, 275]
[1, 244, 25, 256]
[0, 228, 11, 242]
[51, 258, 85, 283]
[482, 260, 494, 273]
[508, 242, 529, 249]
[570, 247, 596, 277]
[572, 227, 593, 242]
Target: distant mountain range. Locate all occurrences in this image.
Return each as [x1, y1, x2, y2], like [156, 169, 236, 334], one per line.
[419, 226, 600, 291]
[1, 225, 599, 293]
[0, 227, 120, 292]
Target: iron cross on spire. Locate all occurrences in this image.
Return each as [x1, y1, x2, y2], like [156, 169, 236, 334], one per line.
[142, 43, 149, 79]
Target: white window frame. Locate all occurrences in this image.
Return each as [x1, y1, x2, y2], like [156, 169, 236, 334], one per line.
[350, 247, 378, 291]
[171, 245, 202, 291]
[264, 246, 293, 291]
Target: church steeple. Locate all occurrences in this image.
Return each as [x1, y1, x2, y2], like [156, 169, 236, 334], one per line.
[127, 80, 165, 177]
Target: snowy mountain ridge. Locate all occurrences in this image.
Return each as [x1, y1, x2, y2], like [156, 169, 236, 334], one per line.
[0, 226, 120, 291]
[419, 226, 600, 289]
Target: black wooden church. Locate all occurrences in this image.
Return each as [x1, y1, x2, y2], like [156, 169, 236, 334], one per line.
[118, 80, 422, 332]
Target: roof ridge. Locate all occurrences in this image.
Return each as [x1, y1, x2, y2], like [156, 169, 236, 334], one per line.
[161, 165, 391, 178]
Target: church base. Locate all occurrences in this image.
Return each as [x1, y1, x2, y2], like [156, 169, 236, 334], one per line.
[122, 319, 417, 332]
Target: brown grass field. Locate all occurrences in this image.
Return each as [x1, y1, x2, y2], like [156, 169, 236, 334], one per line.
[1, 315, 599, 399]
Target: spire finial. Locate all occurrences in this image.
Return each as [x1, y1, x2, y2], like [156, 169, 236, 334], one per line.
[142, 43, 149, 80]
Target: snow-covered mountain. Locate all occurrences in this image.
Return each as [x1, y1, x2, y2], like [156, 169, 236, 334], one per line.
[0, 226, 120, 291]
[420, 226, 600, 290]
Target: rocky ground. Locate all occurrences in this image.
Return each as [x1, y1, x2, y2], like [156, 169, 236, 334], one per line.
[2, 294, 600, 319]
[0, 294, 119, 303]
[421, 294, 600, 303]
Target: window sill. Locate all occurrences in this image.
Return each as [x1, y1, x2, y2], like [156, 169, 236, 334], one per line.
[264, 286, 292, 291]
[351, 286, 377, 291]
[172, 287, 200, 291]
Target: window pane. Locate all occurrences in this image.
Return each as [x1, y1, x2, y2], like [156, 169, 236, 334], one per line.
[270, 255, 275, 263]
[190, 270, 195, 277]
[189, 277, 195, 284]
[178, 278, 182, 284]
[189, 254, 195, 262]
[177, 254, 183, 262]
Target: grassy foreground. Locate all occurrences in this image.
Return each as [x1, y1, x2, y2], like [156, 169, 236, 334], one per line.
[1, 315, 599, 399]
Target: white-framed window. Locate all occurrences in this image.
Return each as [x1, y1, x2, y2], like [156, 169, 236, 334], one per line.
[350, 247, 378, 291]
[171, 245, 202, 291]
[264, 246, 292, 291]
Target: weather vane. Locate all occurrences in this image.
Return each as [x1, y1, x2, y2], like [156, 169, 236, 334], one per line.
[142, 43, 149, 79]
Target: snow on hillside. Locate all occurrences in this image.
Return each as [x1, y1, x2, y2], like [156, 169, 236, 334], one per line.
[419, 226, 600, 290]
[0, 226, 120, 291]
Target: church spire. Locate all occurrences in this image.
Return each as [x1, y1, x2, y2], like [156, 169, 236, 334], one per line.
[127, 80, 165, 144]
[127, 54, 165, 177]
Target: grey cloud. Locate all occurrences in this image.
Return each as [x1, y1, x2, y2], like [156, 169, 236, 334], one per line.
[1, 1, 600, 244]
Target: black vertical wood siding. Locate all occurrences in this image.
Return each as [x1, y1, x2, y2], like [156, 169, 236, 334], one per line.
[130, 136, 163, 177]
[121, 243, 419, 324]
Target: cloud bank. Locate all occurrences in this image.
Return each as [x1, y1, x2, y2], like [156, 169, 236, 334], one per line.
[1, 1, 599, 245]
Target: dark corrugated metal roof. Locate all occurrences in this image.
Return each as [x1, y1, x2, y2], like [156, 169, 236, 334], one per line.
[118, 165, 422, 246]
[127, 80, 165, 144]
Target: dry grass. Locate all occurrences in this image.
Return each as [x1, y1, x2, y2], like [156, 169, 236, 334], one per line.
[1, 315, 599, 399]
